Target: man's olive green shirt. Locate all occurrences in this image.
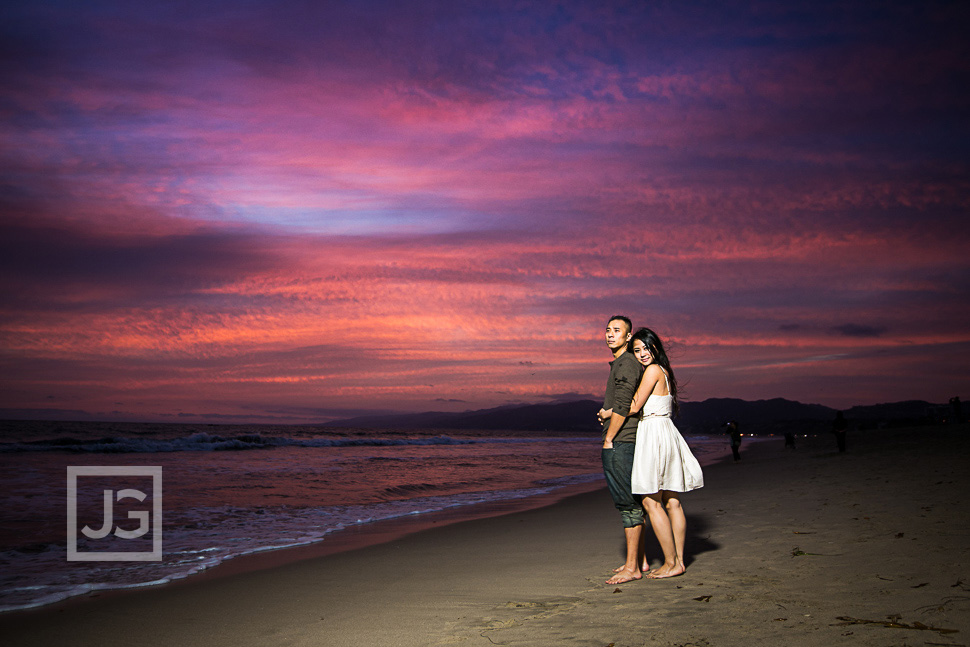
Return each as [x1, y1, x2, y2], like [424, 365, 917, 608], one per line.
[602, 351, 643, 443]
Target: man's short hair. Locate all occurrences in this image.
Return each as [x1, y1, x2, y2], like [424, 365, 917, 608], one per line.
[608, 315, 632, 335]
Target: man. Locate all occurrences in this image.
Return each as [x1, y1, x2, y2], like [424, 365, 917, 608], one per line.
[598, 315, 646, 584]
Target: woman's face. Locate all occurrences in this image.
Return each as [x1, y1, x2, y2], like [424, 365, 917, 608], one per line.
[632, 339, 654, 366]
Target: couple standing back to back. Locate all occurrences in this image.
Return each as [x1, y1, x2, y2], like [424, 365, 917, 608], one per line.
[598, 315, 704, 584]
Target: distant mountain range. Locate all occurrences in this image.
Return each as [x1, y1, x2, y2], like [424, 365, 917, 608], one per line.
[324, 397, 960, 435]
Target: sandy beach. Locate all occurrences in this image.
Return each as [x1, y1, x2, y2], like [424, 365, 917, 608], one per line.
[1, 425, 967, 647]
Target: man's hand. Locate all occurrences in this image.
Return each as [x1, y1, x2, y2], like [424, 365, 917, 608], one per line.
[603, 411, 625, 449]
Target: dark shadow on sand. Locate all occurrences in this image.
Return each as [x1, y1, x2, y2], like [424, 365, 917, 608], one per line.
[616, 513, 719, 569]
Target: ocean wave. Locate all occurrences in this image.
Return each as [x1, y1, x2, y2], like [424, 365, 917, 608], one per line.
[0, 432, 482, 453]
[0, 433, 591, 454]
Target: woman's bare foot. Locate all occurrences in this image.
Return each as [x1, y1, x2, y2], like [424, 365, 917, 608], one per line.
[606, 566, 643, 584]
[645, 562, 685, 579]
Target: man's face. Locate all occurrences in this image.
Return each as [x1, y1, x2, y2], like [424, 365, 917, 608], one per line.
[605, 319, 631, 352]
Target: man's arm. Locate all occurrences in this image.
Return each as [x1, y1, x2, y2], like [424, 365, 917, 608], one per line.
[602, 356, 639, 447]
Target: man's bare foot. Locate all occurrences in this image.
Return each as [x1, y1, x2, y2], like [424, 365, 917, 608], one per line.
[613, 562, 651, 574]
[645, 563, 685, 579]
[606, 567, 642, 584]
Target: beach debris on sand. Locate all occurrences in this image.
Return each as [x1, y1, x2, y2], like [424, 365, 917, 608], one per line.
[833, 615, 959, 634]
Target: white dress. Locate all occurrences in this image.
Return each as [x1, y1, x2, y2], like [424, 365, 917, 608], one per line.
[630, 370, 704, 495]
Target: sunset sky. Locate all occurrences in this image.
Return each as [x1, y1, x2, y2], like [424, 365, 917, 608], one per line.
[2, 0, 968, 424]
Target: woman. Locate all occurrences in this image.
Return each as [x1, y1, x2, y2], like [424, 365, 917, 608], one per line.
[627, 327, 703, 578]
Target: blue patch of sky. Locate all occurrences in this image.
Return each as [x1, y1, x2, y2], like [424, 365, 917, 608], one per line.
[210, 204, 496, 235]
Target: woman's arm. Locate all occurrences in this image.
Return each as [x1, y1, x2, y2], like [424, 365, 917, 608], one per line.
[630, 365, 664, 414]
[630, 376, 657, 414]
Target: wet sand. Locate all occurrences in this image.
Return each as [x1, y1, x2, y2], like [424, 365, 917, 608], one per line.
[1, 425, 967, 646]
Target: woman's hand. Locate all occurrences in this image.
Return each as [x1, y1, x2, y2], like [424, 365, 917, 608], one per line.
[597, 408, 612, 424]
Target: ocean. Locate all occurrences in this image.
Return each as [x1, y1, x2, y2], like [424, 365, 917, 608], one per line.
[0, 420, 730, 613]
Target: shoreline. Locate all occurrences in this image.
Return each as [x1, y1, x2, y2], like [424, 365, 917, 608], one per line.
[153, 441, 739, 587]
[1, 426, 966, 646]
[0, 478, 609, 616]
[0, 436, 732, 615]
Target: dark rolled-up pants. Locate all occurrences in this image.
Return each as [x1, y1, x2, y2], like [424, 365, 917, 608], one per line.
[602, 442, 645, 528]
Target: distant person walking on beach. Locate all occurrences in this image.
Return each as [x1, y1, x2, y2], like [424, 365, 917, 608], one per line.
[950, 396, 964, 424]
[832, 411, 848, 452]
[726, 420, 741, 462]
[784, 430, 796, 450]
[597, 315, 647, 584]
[626, 327, 704, 579]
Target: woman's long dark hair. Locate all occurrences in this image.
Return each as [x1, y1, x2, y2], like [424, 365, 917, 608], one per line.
[628, 327, 679, 417]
